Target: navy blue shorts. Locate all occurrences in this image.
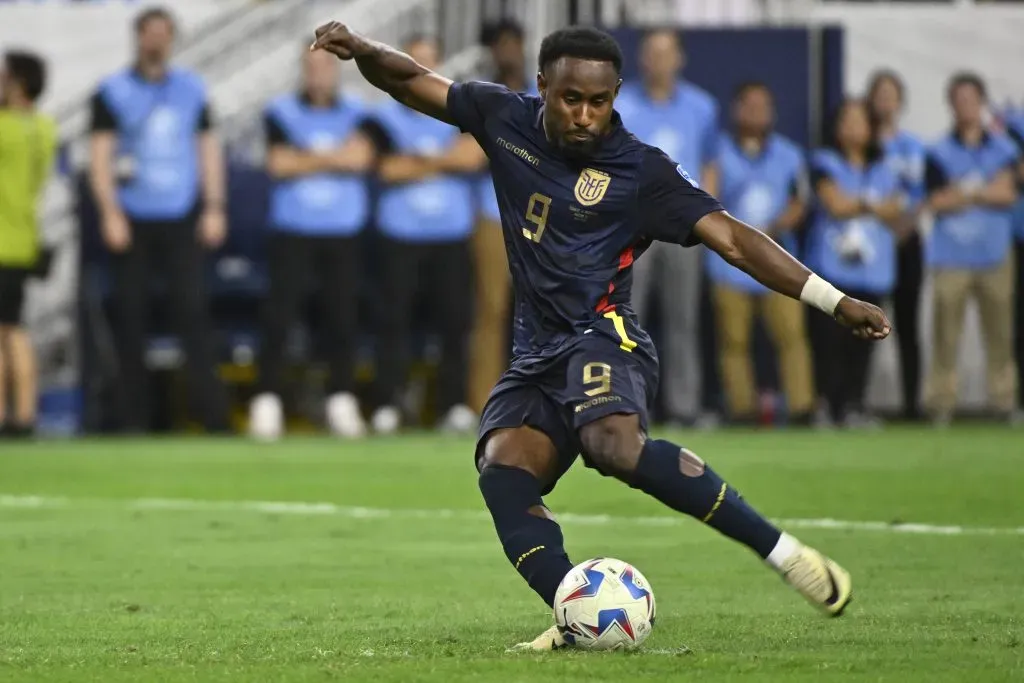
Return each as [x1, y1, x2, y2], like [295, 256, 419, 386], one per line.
[476, 316, 659, 494]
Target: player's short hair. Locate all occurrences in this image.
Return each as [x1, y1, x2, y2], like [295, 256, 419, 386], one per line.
[866, 69, 905, 106]
[946, 71, 987, 103]
[733, 80, 771, 101]
[826, 97, 883, 165]
[134, 6, 176, 35]
[3, 50, 47, 102]
[481, 17, 524, 47]
[538, 26, 623, 76]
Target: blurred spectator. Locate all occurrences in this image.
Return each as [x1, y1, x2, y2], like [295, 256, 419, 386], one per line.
[467, 18, 532, 416]
[87, 6, 229, 433]
[867, 70, 927, 421]
[924, 73, 1019, 425]
[0, 50, 56, 438]
[702, 82, 814, 425]
[248, 45, 377, 442]
[616, 29, 717, 425]
[369, 35, 484, 435]
[809, 99, 903, 428]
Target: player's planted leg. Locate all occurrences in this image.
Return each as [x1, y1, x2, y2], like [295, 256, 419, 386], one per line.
[477, 426, 575, 650]
[579, 414, 852, 616]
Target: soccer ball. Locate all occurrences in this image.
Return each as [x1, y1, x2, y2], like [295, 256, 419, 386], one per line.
[553, 557, 656, 650]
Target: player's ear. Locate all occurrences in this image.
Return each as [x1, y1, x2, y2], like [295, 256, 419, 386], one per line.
[614, 78, 622, 98]
[536, 71, 546, 97]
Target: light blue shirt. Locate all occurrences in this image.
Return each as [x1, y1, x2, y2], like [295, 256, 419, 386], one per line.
[615, 80, 718, 185]
[808, 149, 900, 293]
[98, 67, 206, 220]
[926, 132, 1019, 269]
[265, 94, 370, 236]
[375, 100, 475, 242]
[707, 133, 806, 293]
[882, 130, 927, 209]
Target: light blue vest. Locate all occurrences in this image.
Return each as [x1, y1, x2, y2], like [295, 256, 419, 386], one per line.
[266, 94, 370, 236]
[707, 133, 806, 293]
[882, 130, 927, 209]
[614, 80, 718, 185]
[808, 149, 900, 293]
[375, 101, 474, 242]
[478, 81, 538, 223]
[927, 132, 1018, 268]
[99, 68, 205, 220]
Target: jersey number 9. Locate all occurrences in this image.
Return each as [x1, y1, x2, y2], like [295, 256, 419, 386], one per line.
[522, 193, 552, 243]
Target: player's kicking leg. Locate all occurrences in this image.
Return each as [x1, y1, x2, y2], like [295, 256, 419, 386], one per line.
[477, 425, 575, 651]
[578, 413, 852, 617]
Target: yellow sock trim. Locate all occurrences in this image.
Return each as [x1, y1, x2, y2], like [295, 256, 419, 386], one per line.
[702, 483, 728, 523]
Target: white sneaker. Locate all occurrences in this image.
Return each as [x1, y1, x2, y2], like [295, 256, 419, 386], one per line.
[440, 404, 477, 434]
[371, 405, 401, 435]
[325, 392, 367, 439]
[249, 393, 283, 441]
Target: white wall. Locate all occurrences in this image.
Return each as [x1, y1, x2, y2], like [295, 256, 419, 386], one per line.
[0, 1, 250, 115]
[809, 4, 1024, 137]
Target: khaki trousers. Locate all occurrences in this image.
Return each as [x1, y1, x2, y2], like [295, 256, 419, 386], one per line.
[467, 219, 511, 414]
[713, 285, 815, 418]
[927, 255, 1017, 414]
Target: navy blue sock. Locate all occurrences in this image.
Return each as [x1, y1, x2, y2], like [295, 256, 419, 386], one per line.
[478, 465, 574, 607]
[632, 439, 781, 558]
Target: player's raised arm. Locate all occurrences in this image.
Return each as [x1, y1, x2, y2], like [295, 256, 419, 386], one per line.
[639, 148, 890, 341]
[311, 22, 454, 124]
[695, 211, 890, 340]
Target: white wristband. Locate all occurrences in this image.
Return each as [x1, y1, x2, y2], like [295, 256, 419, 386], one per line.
[800, 274, 846, 316]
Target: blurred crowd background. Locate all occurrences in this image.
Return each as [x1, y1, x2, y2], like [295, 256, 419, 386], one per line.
[1, 0, 1023, 438]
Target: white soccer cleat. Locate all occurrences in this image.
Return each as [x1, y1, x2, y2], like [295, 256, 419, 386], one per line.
[325, 392, 367, 439]
[439, 404, 478, 434]
[507, 624, 569, 652]
[249, 392, 283, 442]
[776, 543, 853, 617]
[371, 405, 401, 435]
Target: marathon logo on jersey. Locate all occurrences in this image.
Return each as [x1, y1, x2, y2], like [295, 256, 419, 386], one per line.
[575, 395, 623, 414]
[575, 168, 611, 206]
[496, 137, 540, 166]
[676, 164, 699, 188]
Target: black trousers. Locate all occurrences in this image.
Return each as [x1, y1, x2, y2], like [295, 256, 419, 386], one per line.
[1016, 240, 1024, 406]
[373, 237, 472, 415]
[256, 231, 360, 397]
[814, 289, 883, 421]
[112, 217, 228, 432]
[893, 232, 924, 418]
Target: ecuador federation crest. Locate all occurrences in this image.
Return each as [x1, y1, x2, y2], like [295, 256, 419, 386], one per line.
[574, 168, 611, 206]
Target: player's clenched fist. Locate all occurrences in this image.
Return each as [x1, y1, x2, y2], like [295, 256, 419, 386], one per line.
[311, 21, 357, 59]
[834, 297, 891, 341]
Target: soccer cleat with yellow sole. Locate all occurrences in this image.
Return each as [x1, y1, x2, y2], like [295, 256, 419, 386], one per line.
[507, 624, 569, 652]
[778, 545, 853, 616]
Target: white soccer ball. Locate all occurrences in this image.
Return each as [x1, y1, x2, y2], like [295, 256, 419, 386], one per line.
[553, 557, 656, 650]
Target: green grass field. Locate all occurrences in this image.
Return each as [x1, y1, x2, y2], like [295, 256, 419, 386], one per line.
[2, 428, 1022, 682]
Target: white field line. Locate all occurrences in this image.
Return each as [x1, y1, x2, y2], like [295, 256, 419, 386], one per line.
[2, 494, 1023, 537]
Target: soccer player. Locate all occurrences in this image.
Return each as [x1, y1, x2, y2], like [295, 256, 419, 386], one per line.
[311, 23, 890, 649]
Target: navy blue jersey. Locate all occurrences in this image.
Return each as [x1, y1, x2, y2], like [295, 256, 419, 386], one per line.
[447, 81, 723, 359]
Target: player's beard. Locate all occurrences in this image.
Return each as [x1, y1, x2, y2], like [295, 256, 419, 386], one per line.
[558, 134, 601, 160]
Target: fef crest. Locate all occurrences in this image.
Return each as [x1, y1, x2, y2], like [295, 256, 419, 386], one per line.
[574, 168, 611, 206]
